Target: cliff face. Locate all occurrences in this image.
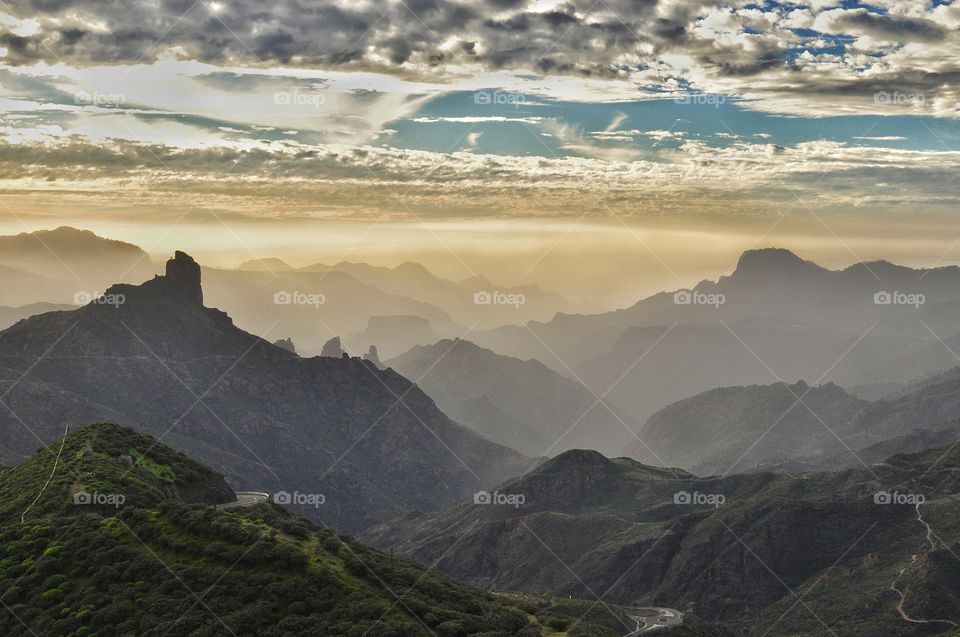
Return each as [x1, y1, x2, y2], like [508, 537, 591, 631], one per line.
[0, 252, 528, 532]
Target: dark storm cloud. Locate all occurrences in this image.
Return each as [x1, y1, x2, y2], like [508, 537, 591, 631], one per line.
[0, 0, 687, 75]
[1, 0, 957, 118]
[825, 9, 947, 43]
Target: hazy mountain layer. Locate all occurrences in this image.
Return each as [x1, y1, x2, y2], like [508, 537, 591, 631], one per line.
[622, 381, 870, 474]
[472, 248, 960, 424]
[388, 338, 639, 457]
[0, 302, 74, 331]
[623, 368, 960, 475]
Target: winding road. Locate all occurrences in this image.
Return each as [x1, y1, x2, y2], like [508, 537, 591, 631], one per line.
[889, 502, 958, 629]
[215, 491, 269, 509]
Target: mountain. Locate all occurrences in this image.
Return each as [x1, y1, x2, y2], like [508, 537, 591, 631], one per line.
[0, 251, 528, 532]
[388, 339, 639, 457]
[0, 423, 627, 637]
[471, 248, 960, 424]
[622, 381, 871, 475]
[622, 368, 960, 475]
[363, 445, 960, 636]
[0, 226, 160, 303]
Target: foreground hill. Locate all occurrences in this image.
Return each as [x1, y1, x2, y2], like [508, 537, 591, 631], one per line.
[0, 423, 628, 637]
[388, 339, 638, 457]
[363, 446, 960, 636]
[0, 252, 527, 532]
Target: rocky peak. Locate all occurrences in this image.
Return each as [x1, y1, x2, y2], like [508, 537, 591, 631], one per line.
[364, 345, 382, 368]
[274, 337, 297, 354]
[321, 336, 346, 357]
[163, 251, 203, 304]
[732, 248, 822, 278]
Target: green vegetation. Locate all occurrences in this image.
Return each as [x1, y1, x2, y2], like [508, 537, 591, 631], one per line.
[0, 422, 232, 523]
[0, 423, 625, 636]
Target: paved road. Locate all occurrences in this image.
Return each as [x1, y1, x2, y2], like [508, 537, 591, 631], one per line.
[215, 491, 269, 509]
[624, 608, 683, 635]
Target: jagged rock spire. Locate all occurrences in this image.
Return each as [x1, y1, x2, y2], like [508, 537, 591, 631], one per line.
[163, 251, 203, 305]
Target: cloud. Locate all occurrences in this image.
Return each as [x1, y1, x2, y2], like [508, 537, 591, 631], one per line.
[1, 124, 958, 224]
[852, 136, 907, 141]
[0, 0, 953, 119]
[814, 8, 947, 44]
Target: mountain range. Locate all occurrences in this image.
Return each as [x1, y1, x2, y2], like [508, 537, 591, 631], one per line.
[364, 443, 960, 636]
[0, 251, 527, 532]
[624, 365, 960, 474]
[471, 247, 960, 426]
[0, 227, 586, 357]
[623, 380, 871, 475]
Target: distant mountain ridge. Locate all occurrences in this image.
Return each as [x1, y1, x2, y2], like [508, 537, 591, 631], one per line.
[623, 380, 871, 474]
[388, 338, 639, 457]
[471, 247, 960, 425]
[0, 227, 590, 357]
[0, 226, 160, 298]
[622, 366, 960, 474]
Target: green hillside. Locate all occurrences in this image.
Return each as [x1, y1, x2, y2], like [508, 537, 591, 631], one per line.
[0, 423, 627, 637]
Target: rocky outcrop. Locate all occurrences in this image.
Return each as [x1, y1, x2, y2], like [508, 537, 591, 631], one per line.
[321, 336, 345, 357]
[273, 337, 297, 354]
[364, 345, 382, 368]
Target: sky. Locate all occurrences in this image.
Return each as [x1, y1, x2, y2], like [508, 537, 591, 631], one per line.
[0, 0, 957, 305]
